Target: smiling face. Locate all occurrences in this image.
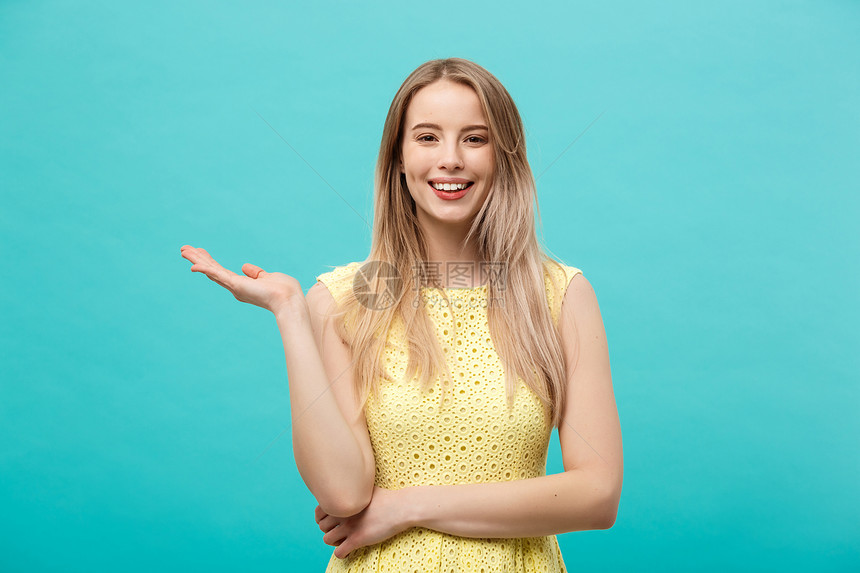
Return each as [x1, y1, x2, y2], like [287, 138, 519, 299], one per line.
[400, 79, 495, 230]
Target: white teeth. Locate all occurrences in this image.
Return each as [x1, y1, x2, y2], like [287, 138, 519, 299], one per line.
[432, 182, 469, 191]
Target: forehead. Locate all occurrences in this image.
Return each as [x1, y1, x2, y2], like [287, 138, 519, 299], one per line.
[405, 80, 487, 126]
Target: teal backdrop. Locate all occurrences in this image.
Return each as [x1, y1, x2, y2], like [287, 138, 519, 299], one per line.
[1, 1, 857, 571]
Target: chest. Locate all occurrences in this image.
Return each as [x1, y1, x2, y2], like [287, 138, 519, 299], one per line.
[363, 299, 553, 486]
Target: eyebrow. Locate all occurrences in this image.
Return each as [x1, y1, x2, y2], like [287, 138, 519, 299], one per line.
[410, 122, 489, 132]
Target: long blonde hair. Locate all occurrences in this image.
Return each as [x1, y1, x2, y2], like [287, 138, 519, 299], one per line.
[324, 57, 574, 429]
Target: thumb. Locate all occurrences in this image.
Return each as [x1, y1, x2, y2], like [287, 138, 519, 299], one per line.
[241, 263, 266, 279]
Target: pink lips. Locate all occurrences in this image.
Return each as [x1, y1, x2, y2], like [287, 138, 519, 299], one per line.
[429, 181, 473, 200]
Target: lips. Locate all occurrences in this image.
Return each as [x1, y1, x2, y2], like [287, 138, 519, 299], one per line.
[429, 177, 471, 184]
[429, 181, 473, 200]
[429, 181, 474, 192]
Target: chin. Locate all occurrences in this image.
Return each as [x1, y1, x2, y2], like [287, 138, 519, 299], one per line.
[432, 211, 478, 226]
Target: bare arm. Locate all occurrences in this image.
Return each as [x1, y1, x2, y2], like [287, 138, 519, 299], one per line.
[403, 469, 613, 538]
[178, 246, 374, 518]
[279, 282, 376, 518]
[403, 273, 623, 536]
[316, 273, 622, 556]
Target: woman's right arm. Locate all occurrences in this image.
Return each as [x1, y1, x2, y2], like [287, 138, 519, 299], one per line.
[179, 245, 374, 517]
[276, 282, 376, 518]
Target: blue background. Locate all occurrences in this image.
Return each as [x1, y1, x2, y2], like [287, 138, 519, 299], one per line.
[1, 0, 858, 571]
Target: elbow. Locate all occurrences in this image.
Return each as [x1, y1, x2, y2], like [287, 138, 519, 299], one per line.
[594, 477, 622, 530]
[320, 499, 370, 517]
[594, 501, 618, 530]
[317, 471, 375, 518]
[303, 451, 375, 518]
[321, 491, 372, 519]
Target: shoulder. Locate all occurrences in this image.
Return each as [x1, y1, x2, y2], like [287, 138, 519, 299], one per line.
[558, 266, 602, 346]
[562, 272, 597, 318]
[309, 261, 365, 306]
[314, 260, 365, 288]
[542, 258, 585, 326]
[543, 258, 583, 286]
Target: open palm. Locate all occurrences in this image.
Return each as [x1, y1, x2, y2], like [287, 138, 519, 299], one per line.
[180, 245, 302, 314]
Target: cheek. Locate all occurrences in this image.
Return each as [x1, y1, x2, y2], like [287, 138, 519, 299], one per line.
[405, 167, 430, 192]
[472, 150, 494, 177]
[402, 176, 422, 201]
[485, 152, 496, 174]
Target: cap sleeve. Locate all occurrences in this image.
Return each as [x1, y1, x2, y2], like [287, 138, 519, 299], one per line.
[315, 261, 363, 306]
[544, 260, 584, 326]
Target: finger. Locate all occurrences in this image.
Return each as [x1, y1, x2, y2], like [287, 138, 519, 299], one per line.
[205, 272, 236, 292]
[181, 248, 240, 288]
[242, 263, 266, 279]
[180, 247, 200, 264]
[318, 515, 339, 533]
[180, 246, 214, 265]
[334, 540, 353, 560]
[314, 505, 326, 524]
[182, 248, 214, 270]
[193, 264, 238, 290]
[323, 525, 348, 547]
[181, 246, 229, 273]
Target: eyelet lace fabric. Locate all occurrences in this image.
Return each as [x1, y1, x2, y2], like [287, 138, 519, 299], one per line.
[315, 260, 583, 573]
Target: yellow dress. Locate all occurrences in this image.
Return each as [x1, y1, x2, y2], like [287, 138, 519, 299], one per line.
[315, 259, 583, 573]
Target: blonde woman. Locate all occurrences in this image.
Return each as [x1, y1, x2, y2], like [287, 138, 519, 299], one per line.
[180, 57, 622, 572]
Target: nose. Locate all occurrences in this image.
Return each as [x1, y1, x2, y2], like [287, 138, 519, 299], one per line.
[437, 140, 464, 170]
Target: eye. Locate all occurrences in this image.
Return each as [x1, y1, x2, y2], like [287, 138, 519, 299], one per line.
[466, 135, 487, 144]
[417, 134, 437, 142]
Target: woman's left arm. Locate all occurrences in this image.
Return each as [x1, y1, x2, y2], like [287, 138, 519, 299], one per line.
[318, 274, 623, 557]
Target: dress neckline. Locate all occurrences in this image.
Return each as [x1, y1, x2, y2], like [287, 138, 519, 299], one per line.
[420, 283, 488, 292]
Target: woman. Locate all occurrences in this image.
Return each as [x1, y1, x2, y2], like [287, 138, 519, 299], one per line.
[180, 57, 622, 572]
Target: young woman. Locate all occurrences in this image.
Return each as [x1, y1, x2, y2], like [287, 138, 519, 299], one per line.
[180, 57, 622, 572]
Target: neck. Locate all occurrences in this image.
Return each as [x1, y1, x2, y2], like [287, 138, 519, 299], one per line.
[417, 216, 485, 288]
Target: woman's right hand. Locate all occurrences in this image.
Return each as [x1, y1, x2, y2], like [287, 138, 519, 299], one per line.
[180, 245, 303, 315]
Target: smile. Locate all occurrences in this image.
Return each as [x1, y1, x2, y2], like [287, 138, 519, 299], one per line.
[428, 181, 473, 200]
[429, 181, 474, 192]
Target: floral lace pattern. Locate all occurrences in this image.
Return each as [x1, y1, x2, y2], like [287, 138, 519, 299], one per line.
[315, 260, 583, 572]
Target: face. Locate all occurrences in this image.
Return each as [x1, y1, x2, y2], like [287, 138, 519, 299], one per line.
[400, 79, 494, 229]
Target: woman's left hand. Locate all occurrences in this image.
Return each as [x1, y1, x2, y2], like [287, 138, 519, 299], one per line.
[314, 486, 416, 560]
